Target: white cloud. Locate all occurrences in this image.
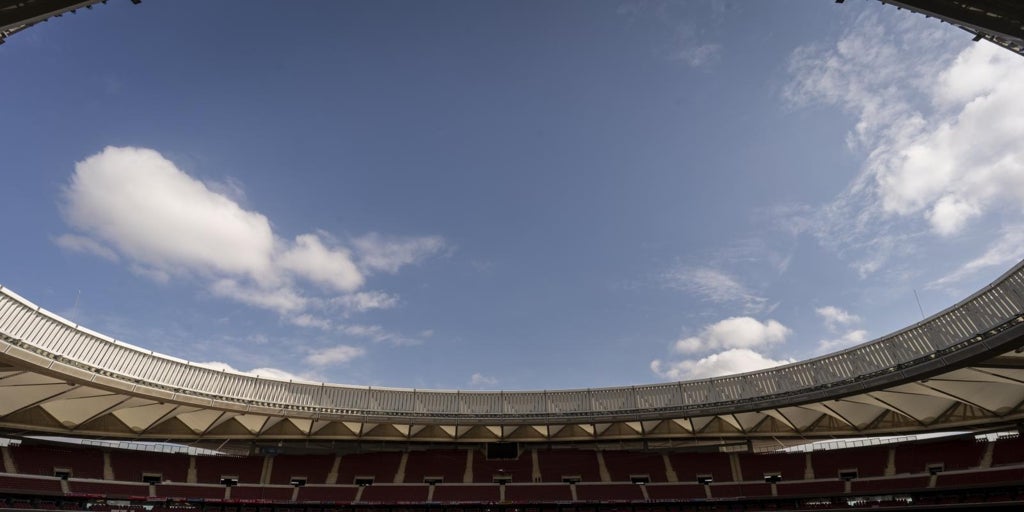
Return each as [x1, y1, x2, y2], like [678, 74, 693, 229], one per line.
[338, 323, 420, 346]
[278, 234, 363, 292]
[816, 329, 868, 355]
[469, 372, 498, 387]
[930, 225, 1024, 288]
[672, 316, 790, 354]
[663, 266, 769, 313]
[63, 146, 278, 282]
[53, 233, 119, 262]
[288, 313, 332, 330]
[304, 345, 367, 367]
[782, 15, 1024, 276]
[331, 291, 399, 315]
[194, 361, 314, 382]
[815, 306, 860, 331]
[58, 146, 443, 329]
[353, 232, 446, 274]
[209, 278, 308, 315]
[651, 348, 794, 380]
[675, 43, 721, 67]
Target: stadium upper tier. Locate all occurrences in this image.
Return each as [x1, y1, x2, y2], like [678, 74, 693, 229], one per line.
[0, 262, 1023, 441]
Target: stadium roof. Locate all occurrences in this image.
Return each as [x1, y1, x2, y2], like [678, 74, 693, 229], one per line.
[0, 260, 1023, 443]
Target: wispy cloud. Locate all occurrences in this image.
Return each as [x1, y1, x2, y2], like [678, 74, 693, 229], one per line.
[352, 232, 446, 275]
[617, 0, 725, 68]
[815, 306, 860, 332]
[304, 345, 367, 367]
[469, 372, 498, 388]
[53, 233, 119, 262]
[663, 266, 770, 313]
[930, 225, 1024, 289]
[779, 14, 1024, 278]
[816, 329, 868, 355]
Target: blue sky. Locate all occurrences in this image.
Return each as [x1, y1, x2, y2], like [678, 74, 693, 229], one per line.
[2, 0, 1023, 391]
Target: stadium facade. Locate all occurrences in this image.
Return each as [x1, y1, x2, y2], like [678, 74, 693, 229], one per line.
[1, 260, 1024, 444]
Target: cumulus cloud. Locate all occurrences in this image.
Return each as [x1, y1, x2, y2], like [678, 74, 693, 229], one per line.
[303, 345, 367, 366]
[651, 348, 794, 380]
[63, 146, 278, 282]
[652, 317, 793, 381]
[672, 317, 790, 354]
[663, 266, 770, 313]
[781, 14, 1024, 277]
[57, 146, 443, 331]
[815, 306, 860, 331]
[278, 234, 363, 292]
[816, 329, 868, 355]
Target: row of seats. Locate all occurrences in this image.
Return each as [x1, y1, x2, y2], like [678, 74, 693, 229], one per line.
[1, 467, 1023, 504]
[5, 436, 1023, 486]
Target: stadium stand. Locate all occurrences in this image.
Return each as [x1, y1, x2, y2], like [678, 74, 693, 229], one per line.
[470, 449, 533, 484]
[775, 479, 846, 496]
[430, 483, 500, 503]
[738, 451, 807, 481]
[808, 444, 888, 479]
[667, 451, 734, 483]
[0, 474, 63, 496]
[293, 485, 357, 503]
[194, 455, 263, 485]
[9, 445, 104, 480]
[601, 450, 668, 482]
[574, 482, 645, 502]
[401, 449, 467, 484]
[229, 485, 294, 502]
[267, 454, 335, 485]
[502, 483, 573, 503]
[109, 450, 190, 483]
[334, 452, 403, 485]
[65, 480, 148, 498]
[644, 482, 706, 500]
[991, 435, 1024, 466]
[536, 449, 602, 482]
[357, 484, 428, 504]
[893, 436, 987, 473]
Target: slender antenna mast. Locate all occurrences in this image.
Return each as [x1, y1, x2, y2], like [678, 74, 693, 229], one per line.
[71, 289, 81, 323]
[913, 289, 925, 320]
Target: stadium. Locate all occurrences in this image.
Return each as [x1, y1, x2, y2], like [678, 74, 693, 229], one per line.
[2, 0, 1024, 511]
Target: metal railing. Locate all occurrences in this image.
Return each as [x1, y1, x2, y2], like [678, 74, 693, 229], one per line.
[1, 260, 1023, 424]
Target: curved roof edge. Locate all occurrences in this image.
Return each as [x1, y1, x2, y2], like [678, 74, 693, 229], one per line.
[1, 261, 1024, 427]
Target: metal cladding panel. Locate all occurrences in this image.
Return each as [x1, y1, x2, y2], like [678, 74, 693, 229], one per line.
[679, 381, 711, 405]
[590, 387, 635, 412]
[1, 259, 1024, 425]
[546, 391, 590, 414]
[503, 391, 546, 415]
[414, 390, 459, 414]
[321, 386, 368, 414]
[458, 392, 503, 415]
[369, 387, 415, 413]
[634, 383, 681, 409]
[706, 377, 742, 402]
